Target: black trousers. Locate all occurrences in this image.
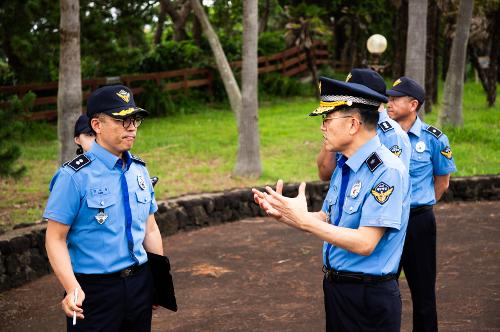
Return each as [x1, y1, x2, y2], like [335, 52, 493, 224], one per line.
[398, 207, 438, 332]
[323, 277, 401, 332]
[67, 264, 154, 332]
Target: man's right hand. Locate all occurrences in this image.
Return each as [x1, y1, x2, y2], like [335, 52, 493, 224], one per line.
[62, 287, 85, 319]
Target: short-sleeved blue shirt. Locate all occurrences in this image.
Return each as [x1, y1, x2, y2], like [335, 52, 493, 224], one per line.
[377, 109, 411, 171]
[322, 136, 411, 275]
[407, 117, 457, 208]
[43, 142, 158, 274]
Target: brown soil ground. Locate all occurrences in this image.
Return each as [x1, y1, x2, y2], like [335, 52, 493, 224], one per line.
[0, 201, 498, 331]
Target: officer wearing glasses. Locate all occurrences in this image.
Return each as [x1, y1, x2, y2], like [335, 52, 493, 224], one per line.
[253, 76, 410, 331]
[317, 68, 411, 181]
[44, 85, 163, 331]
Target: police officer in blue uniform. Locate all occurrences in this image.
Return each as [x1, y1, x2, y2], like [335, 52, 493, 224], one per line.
[253, 76, 410, 331]
[44, 85, 163, 331]
[317, 68, 411, 182]
[386, 77, 457, 332]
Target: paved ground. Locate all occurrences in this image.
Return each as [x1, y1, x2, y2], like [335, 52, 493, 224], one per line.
[0, 200, 498, 331]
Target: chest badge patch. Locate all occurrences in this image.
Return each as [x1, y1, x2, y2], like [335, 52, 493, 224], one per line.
[390, 145, 402, 157]
[350, 180, 362, 199]
[95, 209, 108, 224]
[137, 175, 146, 190]
[371, 182, 394, 205]
[415, 141, 426, 153]
[441, 146, 452, 159]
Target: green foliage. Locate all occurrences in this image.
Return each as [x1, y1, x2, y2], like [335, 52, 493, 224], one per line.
[135, 81, 176, 117]
[258, 31, 287, 55]
[139, 40, 208, 73]
[259, 73, 312, 97]
[0, 93, 35, 179]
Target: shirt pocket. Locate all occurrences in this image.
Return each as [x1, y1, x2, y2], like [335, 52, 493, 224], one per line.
[134, 191, 152, 222]
[410, 151, 431, 177]
[85, 195, 117, 227]
[342, 198, 362, 215]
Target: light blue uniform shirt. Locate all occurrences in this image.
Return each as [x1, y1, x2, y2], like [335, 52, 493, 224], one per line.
[407, 117, 457, 208]
[377, 109, 411, 171]
[322, 136, 410, 275]
[43, 142, 158, 274]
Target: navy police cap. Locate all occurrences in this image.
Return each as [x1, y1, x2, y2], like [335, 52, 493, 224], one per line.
[310, 76, 388, 116]
[346, 68, 386, 96]
[86, 85, 149, 119]
[74, 114, 93, 137]
[386, 76, 425, 105]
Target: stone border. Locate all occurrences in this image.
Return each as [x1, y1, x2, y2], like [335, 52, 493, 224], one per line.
[0, 175, 498, 292]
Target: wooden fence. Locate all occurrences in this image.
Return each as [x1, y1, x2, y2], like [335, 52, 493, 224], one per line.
[0, 41, 345, 120]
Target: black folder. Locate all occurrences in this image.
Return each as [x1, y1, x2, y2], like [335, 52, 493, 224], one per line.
[147, 252, 178, 312]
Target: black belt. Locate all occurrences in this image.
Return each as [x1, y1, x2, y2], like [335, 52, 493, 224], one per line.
[75, 262, 147, 279]
[410, 205, 433, 216]
[323, 266, 396, 283]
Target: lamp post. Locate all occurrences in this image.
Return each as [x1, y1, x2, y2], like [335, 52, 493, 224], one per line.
[366, 34, 387, 73]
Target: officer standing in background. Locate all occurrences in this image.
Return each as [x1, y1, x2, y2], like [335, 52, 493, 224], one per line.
[317, 68, 411, 181]
[386, 77, 457, 332]
[253, 76, 410, 331]
[44, 85, 163, 331]
[73, 114, 95, 155]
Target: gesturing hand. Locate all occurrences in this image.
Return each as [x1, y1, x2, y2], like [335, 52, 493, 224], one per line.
[252, 180, 309, 230]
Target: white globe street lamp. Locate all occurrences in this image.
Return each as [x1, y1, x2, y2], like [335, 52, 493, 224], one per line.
[366, 34, 387, 55]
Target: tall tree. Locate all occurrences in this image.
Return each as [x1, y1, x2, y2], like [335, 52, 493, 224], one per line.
[405, 0, 428, 118]
[440, 0, 474, 127]
[234, 0, 261, 177]
[190, 0, 242, 121]
[425, 0, 440, 113]
[58, 0, 82, 164]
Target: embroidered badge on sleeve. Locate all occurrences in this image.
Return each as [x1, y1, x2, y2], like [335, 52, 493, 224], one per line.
[390, 145, 402, 157]
[440, 146, 452, 159]
[371, 182, 394, 205]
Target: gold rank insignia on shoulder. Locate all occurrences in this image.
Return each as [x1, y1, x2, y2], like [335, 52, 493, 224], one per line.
[441, 146, 452, 159]
[371, 182, 394, 205]
[116, 89, 130, 103]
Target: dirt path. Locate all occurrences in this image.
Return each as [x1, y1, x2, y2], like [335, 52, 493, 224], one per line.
[0, 201, 498, 331]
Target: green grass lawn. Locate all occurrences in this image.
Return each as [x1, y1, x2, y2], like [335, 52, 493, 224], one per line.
[0, 81, 498, 232]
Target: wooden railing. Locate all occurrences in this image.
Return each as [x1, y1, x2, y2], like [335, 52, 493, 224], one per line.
[0, 41, 337, 120]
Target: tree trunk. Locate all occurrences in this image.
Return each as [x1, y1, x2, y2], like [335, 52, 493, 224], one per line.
[190, 0, 241, 120]
[154, 1, 167, 45]
[485, 7, 499, 106]
[58, 0, 82, 164]
[234, 0, 261, 178]
[440, 0, 474, 127]
[192, 14, 202, 46]
[391, 0, 408, 78]
[405, 0, 428, 118]
[425, 0, 439, 113]
[162, 0, 191, 42]
[258, 0, 270, 35]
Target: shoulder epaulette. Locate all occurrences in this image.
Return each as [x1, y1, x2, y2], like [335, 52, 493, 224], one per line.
[65, 154, 91, 172]
[425, 125, 443, 139]
[378, 121, 394, 133]
[131, 154, 146, 166]
[365, 152, 383, 172]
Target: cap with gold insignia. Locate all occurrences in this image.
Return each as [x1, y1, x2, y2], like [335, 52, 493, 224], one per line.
[86, 85, 149, 119]
[345, 68, 386, 96]
[310, 76, 388, 116]
[386, 76, 425, 106]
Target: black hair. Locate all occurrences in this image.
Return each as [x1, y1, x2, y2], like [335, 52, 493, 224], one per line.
[335, 105, 379, 130]
[76, 146, 84, 155]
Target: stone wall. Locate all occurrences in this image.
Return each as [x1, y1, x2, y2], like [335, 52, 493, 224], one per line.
[1, 175, 498, 292]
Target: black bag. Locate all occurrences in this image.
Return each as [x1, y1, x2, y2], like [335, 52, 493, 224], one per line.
[147, 252, 178, 312]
